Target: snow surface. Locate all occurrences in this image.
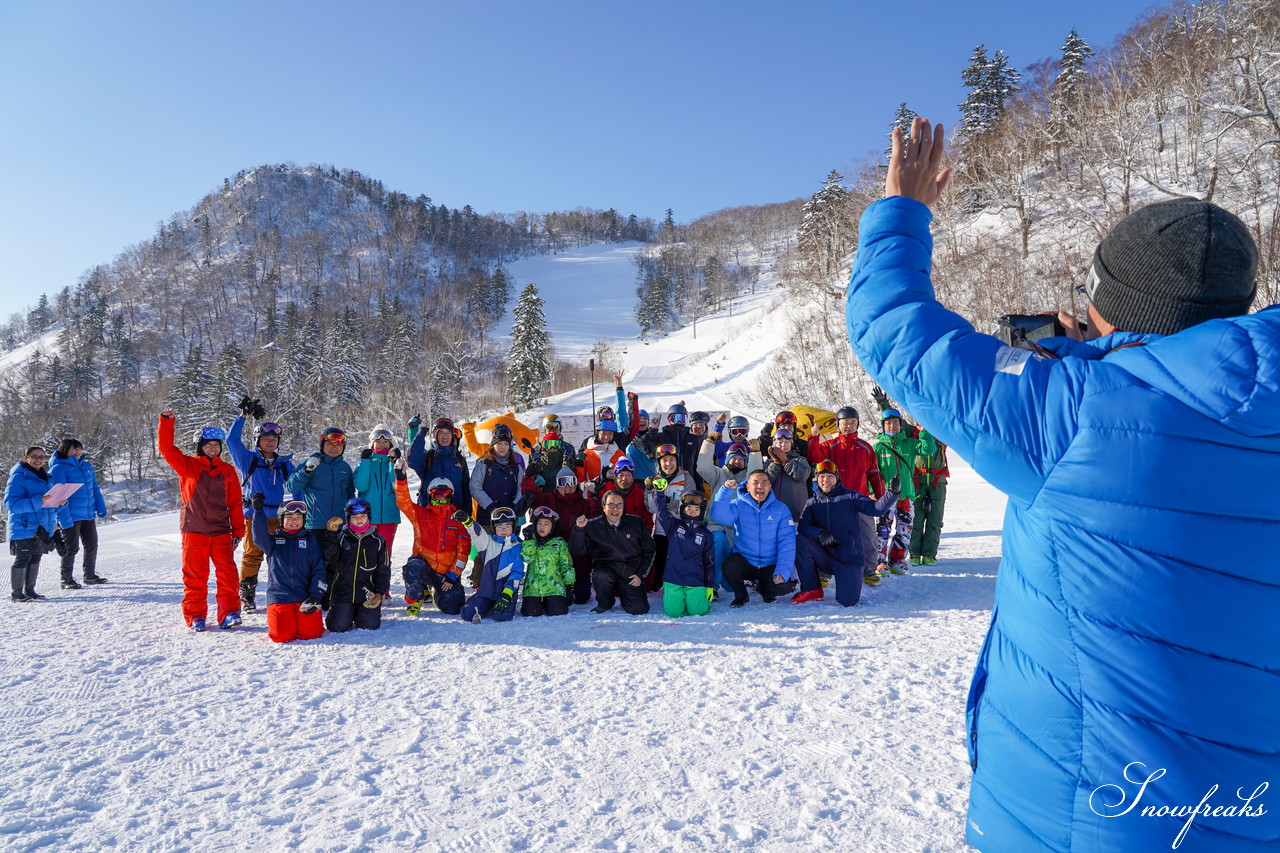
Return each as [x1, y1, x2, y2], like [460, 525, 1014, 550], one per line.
[0, 454, 1001, 852]
[2, 242, 1007, 851]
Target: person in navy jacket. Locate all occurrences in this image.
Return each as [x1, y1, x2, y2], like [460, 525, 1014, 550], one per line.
[407, 417, 471, 512]
[50, 438, 109, 589]
[251, 497, 326, 643]
[848, 117, 1279, 852]
[227, 401, 294, 613]
[708, 470, 797, 608]
[792, 461, 898, 607]
[6, 446, 63, 601]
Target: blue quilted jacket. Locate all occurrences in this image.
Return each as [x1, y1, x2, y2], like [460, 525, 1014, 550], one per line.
[848, 196, 1280, 853]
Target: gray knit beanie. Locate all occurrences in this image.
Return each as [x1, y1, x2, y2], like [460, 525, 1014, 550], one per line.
[1088, 198, 1257, 336]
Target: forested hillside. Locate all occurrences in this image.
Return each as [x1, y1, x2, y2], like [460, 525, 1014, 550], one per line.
[0, 164, 653, 515]
[749, 0, 1279, 416]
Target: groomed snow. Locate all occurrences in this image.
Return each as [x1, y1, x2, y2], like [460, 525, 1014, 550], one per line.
[0, 454, 1000, 852]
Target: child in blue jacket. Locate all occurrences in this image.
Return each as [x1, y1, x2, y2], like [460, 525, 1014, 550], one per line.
[652, 492, 715, 617]
[252, 497, 327, 643]
[457, 506, 524, 623]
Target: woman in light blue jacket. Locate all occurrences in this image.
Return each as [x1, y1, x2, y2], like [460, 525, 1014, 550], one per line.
[50, 438, 109, 589]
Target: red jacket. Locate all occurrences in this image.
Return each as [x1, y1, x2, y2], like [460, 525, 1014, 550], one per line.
[600, 481, 652, 532]
[529, 487, 599, 540]
[158, 415, 245, 537]
[808, 432, 885, 498]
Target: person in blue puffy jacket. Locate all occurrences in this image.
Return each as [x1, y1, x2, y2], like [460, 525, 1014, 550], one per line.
[708, 470, 797, 608]
[50, 438, 109, 589]
[227, 405, 294, 613]
[848, 117, 1279, 853]
[6, 446, 63, 601]
[284, 427, 355, 596]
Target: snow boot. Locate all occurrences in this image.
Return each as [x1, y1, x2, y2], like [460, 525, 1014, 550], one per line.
[239, 579, 258, 614]
[922, 556, 937, 566]
[406, 599, 422, 617]
[730, 594, 749, 609]
[83, 573, 107, 585]
[887, 561, 909, 575]
[61, 571, 83, 590]
[910, 555, 923, 566]
[792, 589, 824, 604]
[219, 611, 242, 630]
[863, 573, 881, 588]
[190, 618, 207, 632]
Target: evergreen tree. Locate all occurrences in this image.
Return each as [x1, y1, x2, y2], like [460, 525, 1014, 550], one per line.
[1048, 29, 1094, 158]
[507, 283, 551, 411]
[326, 309, 363, 409]
[376, 311, 416, 389]
[796, 170, 856, 284]
[210, 341, 247, 419]
[886, 102, 919, 162]
[27, 294, 52, 333]
[487, 268, 513, 324]
[958, 45, 1021, 138]
[660, 209, 677, 244]
[634, 254, 674, 337]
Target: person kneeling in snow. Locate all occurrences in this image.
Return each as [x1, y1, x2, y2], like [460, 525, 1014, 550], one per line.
[519, 506, 575, 617]
[792, 463, 899, 608]
[709, 470, 798, 608]
[321, 497, 391, 633]
[396, 462, 470, 617]
[569, 490, 655, 615]
[457, 506, 524, 624]
[252, 497, 327, 643]
[652, 492, 715, 618]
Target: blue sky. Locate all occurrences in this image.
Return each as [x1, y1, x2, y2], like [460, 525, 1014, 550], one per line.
[0, 0, 1159, 324]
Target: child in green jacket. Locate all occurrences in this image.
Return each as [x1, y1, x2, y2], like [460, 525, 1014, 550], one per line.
[519, 506, 575, 617]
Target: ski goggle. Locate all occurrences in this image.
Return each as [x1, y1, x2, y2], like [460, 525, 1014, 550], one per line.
[555, 472, 578, 487]
[728, 428, 749, 441]
[428, 485, 454, 500]
[611, 459, 635, 474]
[256, 423, 282, 437]
[775, 412, 797, 425]
[690, 411, 710, 424]
[656, 444, 678, 459]
[543, 438, 561, 450]
[680, 493, 706, 509]
[667, 412, 687, 425]
[597, 407, 615, 420]
[200, 427, 226, 441]
[815, 460, 839, 476]
[345, 498, 371, 516]
[321, 431, 347, 443]
[726, 443, 750, 461]
[370, 428, 394, 442]
[531, 506, 560, 522]
[280, 500, 308, 517]
[490, 507, 517, 525]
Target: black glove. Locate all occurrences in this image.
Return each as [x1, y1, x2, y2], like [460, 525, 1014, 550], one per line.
[250, 399, 267, 419]
[818, 530, 837, 549]
[251, 492, 266, 512]
[492, 586, 516, 615]
[872, 385, 891, 410]
[408, 413, 422, 429]
[888, 476, 901, 495]
[52, 529, 68, 557]
[360, 448, 373, 460]
[389, 447, 401, 461]
[238, 395, 254, 416]
[451, 510, 470, 524]
[300, 598, 319, 614]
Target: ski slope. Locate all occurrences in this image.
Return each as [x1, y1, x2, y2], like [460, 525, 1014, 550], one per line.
[0, 455, 1001, 852]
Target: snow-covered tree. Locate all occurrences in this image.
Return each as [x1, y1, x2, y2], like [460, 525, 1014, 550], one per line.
[507, 282, 551, 411]
[886, 102, 918, 162]
[1048, 28, 1094, 164]
[958, 45, 1022, 139]
[634, 253, 674, 338]
[795, 170, 856, 288]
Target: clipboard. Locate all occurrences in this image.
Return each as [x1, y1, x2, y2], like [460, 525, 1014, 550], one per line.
[42, 483, 82, 507]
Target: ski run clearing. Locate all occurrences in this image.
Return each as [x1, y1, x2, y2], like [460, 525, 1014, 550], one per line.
[2, 244, 1007, 851]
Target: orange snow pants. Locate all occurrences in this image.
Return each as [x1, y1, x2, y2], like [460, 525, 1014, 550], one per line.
[266, 603, 325, 643]
[181, 532, 240, 626]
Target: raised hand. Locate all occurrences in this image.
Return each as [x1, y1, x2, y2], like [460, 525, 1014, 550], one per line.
[885, 116, 952, 209]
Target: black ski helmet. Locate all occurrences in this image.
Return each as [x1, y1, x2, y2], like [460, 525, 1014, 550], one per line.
[836, 406, 859, 421]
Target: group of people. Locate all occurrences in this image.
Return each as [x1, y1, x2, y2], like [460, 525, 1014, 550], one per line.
[7, 382, 952, 644]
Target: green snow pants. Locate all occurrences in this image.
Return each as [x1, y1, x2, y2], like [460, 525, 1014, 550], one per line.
[663, 582, 712, 618]
[909, 480, 947, 559]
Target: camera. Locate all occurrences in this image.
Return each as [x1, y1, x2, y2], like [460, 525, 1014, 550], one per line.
[996, 314, 1083, 350]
